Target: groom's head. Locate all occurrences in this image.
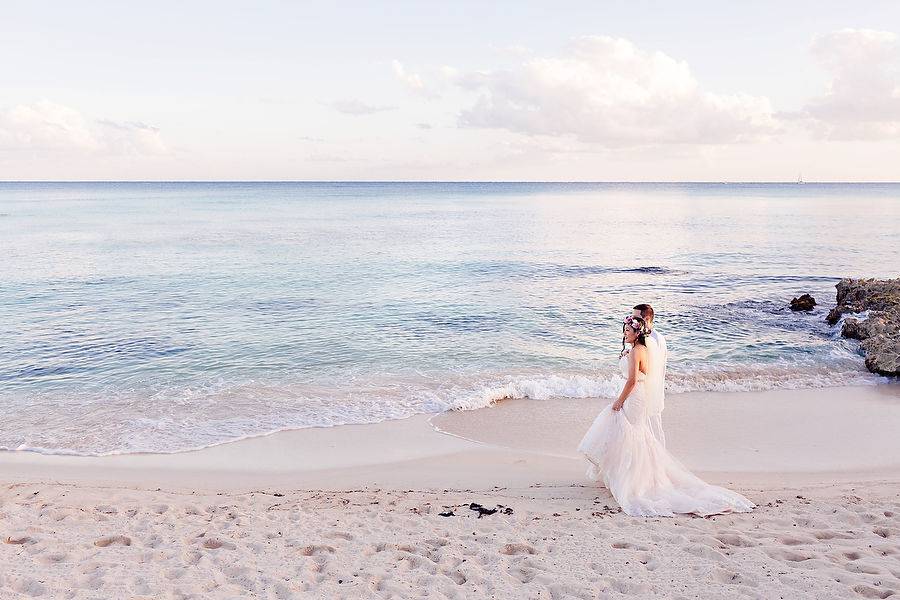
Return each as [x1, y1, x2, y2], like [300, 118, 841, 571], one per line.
[633, 304, 654, 328]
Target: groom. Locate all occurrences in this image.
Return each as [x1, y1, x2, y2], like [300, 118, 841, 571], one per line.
[633, 304, 668, 447]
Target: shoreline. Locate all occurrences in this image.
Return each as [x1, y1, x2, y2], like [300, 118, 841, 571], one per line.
[2, 383, 898, 492]
[5, 365, 886, 460]
[4, 384, 900, 599]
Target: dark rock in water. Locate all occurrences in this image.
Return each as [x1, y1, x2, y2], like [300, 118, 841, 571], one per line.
[835, 278, 899, 311]
[790, 294, 817, 311]
[841, 317, 863, 339]
[826, 306, 844, 325]
[828, 278, 900, 376]
[863, 339, 900, 376]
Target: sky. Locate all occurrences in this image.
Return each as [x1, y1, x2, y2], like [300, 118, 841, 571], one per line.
[2, 1, 900, 181]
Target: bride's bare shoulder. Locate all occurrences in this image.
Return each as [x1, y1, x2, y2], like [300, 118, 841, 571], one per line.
[633, 344, 651, 373]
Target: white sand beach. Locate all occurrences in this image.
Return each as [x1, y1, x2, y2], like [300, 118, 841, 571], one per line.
[6, 2, 900, 596]
[2, 384, 900, 599]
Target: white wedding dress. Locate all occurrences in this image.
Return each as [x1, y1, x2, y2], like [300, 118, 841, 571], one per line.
[578, 352, 754, 517]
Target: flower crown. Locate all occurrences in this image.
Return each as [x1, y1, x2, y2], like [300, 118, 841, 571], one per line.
[623, 315, 650, 336]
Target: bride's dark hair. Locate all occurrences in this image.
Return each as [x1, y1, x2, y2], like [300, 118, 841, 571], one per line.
[621, 315, 649, 356]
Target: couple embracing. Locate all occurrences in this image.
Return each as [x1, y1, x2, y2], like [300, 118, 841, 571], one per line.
[578, 304, 754, 517]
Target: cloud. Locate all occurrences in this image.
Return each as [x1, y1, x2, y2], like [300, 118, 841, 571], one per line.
[804, 28, 900, 140]
[392, 60, 425, 92]
[329, 99, 396, 115]
[0, 100, 167, 155]
[95, 119, 167, 155]
[456, 36, 779, 146]
[392, 60, 441, 100]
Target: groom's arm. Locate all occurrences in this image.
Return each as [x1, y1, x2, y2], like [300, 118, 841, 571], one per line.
[662, 336, 668, 390]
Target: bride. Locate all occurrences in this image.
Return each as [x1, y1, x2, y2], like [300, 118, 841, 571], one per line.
[578, 315, 754, 517]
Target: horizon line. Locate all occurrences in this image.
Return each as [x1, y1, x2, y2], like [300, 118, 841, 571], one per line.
[2, 180, 900, 184]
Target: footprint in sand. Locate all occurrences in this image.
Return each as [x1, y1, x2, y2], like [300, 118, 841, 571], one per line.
[764, 548, 814, 563]
[371, 542, 418, 554]
[6, 575, 45, 597]
[94, 535, 131, 547]
[182, 549, 203, 565]
[714, 533, 757, 547]
[606, 578, 649, 597]
[859, 512, 882, 523]
[611, 541, 649, 551]
[164, 568, 186, 580]
[711, 567, 758, 587]
[73, 572, 104, 591]
[305, 561, 324, 574]
[202, 537, 236, 550]
[844, 561, 883, 575]
[36, 552, 68, 565]
[499, 543, 536, 555]
[548, 582, 597, 599]
[395, 551, 425, 569]
[813, 529, 854, 540]
[4, 535, 31, 545]
[508, 566, 537, 583]
[852, 585, 895, 599]
[777, 535, 811, 546]
[684, 544, 727, 562]
[440, 568, 467, 585]
[298, 544, 336, 556]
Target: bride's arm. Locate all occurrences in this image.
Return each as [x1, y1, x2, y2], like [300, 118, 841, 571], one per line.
[612, 350, 640, 411]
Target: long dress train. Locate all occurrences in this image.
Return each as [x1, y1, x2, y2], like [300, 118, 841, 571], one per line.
[577, 354, 754, 517]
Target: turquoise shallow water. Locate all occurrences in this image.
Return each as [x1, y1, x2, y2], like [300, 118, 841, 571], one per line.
[1, 182, 898, 454]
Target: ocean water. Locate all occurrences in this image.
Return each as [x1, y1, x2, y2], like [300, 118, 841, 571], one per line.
[1, 182, 898, 455]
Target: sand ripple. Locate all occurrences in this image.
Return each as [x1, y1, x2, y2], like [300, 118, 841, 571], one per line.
[1, 483, 899, 599]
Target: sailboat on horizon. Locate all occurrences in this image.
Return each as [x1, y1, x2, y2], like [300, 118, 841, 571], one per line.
[797, 173, 805, 184]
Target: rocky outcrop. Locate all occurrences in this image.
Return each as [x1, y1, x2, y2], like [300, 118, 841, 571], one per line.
[827, 278, 900, 376]
[790, 294, 816, 311]
[826, 278, 900, 324]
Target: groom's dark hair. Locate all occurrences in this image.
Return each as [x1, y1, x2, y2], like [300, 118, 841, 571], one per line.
[633, 303, 654, 323]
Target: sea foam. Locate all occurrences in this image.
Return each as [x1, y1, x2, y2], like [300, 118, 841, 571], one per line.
[0, 362, 886, 457]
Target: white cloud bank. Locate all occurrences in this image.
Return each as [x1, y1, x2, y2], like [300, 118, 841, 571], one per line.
[456, 36, 780, 146]
[805, 28, 900, 140]
[0, 100, 167, 155]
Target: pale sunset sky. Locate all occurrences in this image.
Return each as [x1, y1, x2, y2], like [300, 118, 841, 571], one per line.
[2, 1, 900, 181]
